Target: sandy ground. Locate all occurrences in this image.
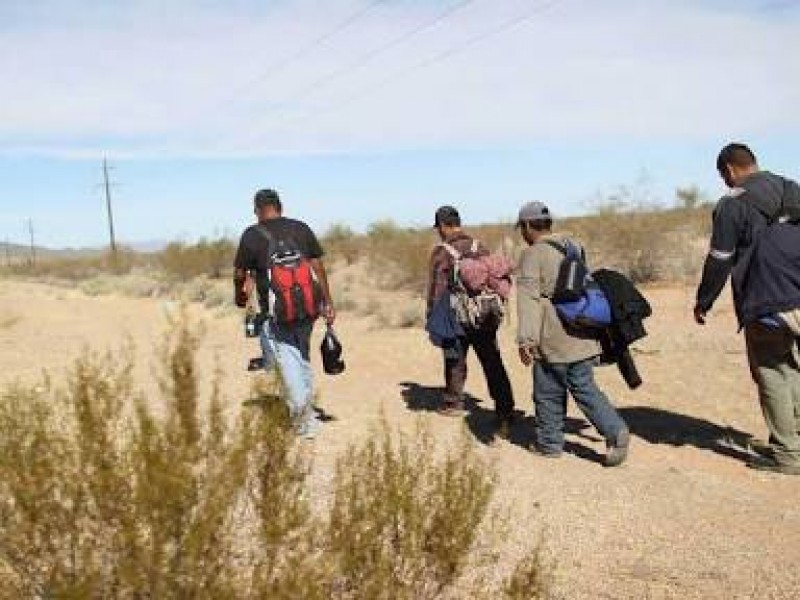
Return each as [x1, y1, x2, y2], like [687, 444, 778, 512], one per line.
[1, 278, 799, 599]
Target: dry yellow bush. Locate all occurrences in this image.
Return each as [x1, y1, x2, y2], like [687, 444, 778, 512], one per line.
[0, 318, 551, 599]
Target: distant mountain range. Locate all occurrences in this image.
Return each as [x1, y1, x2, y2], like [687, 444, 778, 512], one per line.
[2, 239, 169, 260]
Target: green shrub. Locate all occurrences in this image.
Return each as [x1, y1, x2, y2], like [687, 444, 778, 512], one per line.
[561, 206, 709, 284]
[322, 223, 361, 266]
[4, 248, 140, 282]
[328, 423, 495, 599]
[0, 320, 254, 599]
[0, 318, 552, 599]
[504, 546, 553, 600]
[365, 220, 433, 293]
[158, 238, 235, 281]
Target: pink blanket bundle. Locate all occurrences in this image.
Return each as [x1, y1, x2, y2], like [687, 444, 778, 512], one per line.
[459, 254, 513, 300]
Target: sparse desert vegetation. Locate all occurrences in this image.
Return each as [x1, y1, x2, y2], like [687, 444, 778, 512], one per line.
[0, 318, 549, 599]
[0, 201, 711, 325]
[2, 199, 799, 599]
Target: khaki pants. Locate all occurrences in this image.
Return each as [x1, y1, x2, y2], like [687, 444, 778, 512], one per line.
[745, 323, 800, 466]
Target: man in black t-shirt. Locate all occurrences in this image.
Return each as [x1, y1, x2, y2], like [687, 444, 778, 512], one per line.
[234, 189, 335, 440]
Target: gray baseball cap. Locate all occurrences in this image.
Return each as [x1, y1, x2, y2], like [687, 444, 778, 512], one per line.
[516, 201, 553, 226]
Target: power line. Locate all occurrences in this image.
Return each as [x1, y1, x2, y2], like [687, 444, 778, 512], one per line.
[277, 0, 477, 105]
[237, 0, 566, 150]
[199, 0, 387, 118]
[333, 0, 566, 110]
[237, 0, 477, 148]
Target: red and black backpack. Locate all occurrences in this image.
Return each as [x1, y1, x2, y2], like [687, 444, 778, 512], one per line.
[256, 226, 322, 324]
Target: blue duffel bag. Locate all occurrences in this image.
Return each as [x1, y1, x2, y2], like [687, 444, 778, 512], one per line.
[553, 284, 612, 329]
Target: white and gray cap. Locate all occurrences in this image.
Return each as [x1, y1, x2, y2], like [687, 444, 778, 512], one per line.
[516, 201, 553, 226]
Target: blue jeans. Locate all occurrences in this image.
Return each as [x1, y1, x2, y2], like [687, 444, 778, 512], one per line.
[533, 359, 626, 453]
[260, 318, 319, 431]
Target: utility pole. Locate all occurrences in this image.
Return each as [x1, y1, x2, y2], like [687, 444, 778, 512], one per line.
[103, 156, 118, 259]
[4, 238, 10, 267]
[27, 219, 36, 267]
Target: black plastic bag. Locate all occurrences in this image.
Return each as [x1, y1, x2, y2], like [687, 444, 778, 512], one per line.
[321, 325, 345, 375]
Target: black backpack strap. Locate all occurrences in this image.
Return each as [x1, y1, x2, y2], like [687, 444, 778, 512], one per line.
[542, 239, 567, 256]
[541, 239, 586, 262]
[254, 224, 274, 246]
[254, 224, 305, 261]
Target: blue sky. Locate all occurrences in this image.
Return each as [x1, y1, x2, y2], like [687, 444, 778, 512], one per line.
[1, 0, 799, 248]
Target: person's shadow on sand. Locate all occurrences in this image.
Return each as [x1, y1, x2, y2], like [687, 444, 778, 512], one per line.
[399, 385, 761, 465]
[618, 406, 755, 463]
[399, 381, 605, 463]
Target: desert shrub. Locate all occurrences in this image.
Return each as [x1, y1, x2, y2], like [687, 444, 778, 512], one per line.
[0, 315, 20, 330]
[359, 297, 382, 318]
[328, 423, 495, 599]
[562, 206, 709, 284]
[393, 304, 425, 329]
[323, 223, 361, 266]
[335, 292, 358, 313]
[0, 318, 552, 599]
[158, 238, 235, 281]
[504, 546, 552, 600]
[0, 319, 256, 599]
[322, 220, 516, 297]
[365, 220, 433, 293]
[4, 248, 140, 282]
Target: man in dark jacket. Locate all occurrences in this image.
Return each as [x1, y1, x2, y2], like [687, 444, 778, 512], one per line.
[426, 206, 515, 436]
[695, 143, 800, 475]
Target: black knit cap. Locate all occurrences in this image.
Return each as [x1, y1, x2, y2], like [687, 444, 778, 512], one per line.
[433, 205, 461, 227]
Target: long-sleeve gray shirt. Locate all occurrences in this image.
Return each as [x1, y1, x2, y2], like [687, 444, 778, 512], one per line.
[516, 233, 600, 364]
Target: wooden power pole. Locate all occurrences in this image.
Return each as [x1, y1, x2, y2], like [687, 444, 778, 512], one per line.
[27, 219, 36, 266]
[103, 156, 117, 258]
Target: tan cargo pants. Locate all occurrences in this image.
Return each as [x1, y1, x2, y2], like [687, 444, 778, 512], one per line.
[745, 323, 800, 466]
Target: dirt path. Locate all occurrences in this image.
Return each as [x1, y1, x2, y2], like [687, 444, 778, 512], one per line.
[1, 280, 798, 599]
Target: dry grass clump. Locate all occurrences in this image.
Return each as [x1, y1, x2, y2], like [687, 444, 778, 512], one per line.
[329, 221, 516, 296]
[0, 318, 552, 599]
[503, 545, 554, 600]
[2, 248, 139, 282]
[342, 205, 709, 289]
[393, 304, 426, 329]
[0, 319, 254, 599]
[562, 206, 709, 284]
[1, 238, 235, 288]
[322, 223, 362, 266]
[328, 424, 494, 599]
[158, 238, 235, 281]
[364, 220, 434, 293]
[0, 315, 20, 330]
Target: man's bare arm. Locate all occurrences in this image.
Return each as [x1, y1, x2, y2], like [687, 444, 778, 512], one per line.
[310, 258, 335, 324]
[233, 267, 252, 308]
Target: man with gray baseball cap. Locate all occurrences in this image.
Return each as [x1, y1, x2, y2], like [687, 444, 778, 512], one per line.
[516, 201, 553, 223]
[515, 201, 629, 466]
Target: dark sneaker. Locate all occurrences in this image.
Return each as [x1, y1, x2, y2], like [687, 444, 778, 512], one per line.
[748, 437, 776, 459]
[746, 455, 800, 476]
[605, 427, 630, 467]
[494, 414, 514, 440]
[529, 444, 563, 458]
[437, 402, 466, 417]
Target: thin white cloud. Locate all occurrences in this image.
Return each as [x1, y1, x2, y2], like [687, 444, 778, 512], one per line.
[1, 0, 798, 158]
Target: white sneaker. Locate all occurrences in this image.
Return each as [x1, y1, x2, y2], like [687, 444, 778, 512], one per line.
[296, 418, 321, 440]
